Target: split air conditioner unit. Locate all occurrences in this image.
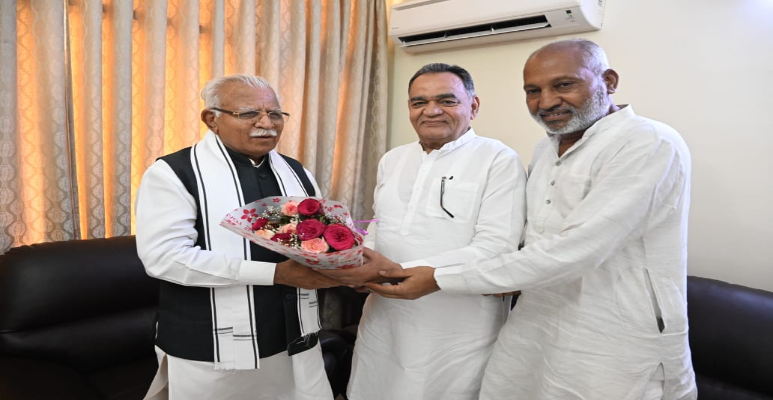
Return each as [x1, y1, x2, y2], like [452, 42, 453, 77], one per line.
[389, 0, 606, 53]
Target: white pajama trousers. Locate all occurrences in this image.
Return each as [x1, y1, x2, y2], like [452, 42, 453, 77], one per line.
[144, 344, 333, 400]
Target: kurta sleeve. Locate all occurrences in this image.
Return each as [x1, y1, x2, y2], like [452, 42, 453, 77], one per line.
[436, 130, 689, 293]
[402, 149, 527, 269]
[136, 160, 277, 287]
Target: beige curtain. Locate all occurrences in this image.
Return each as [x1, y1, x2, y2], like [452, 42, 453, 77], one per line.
[0, 0, 387, 253]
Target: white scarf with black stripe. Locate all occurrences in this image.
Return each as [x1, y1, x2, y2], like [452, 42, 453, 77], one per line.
[191, 131, 321, 371]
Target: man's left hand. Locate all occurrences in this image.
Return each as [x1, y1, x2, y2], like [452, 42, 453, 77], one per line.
[314, 247, 402, 287]
[363, 266, 439, 300]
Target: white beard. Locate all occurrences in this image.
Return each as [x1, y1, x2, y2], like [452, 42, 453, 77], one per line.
[532, 85, 611, 136]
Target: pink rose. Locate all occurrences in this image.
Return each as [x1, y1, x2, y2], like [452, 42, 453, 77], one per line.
[278, 223, 297, 234]
[323, 224, 356, 251]
[255, 229, 275, 240]
[296, 219, 326, 240]
[298, 199, 322, 216]
[300, 238, 329, 253]
[252, 217, 268, 231]
[271, 232, 293, 244]
[281, 201, 299, 216]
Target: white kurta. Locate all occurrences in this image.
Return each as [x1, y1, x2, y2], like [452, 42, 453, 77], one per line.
[436, 106, 697, 400]
[348, 130, 527, 400]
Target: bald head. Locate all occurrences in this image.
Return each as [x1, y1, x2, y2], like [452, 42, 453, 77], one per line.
[527, 38, 610, 76]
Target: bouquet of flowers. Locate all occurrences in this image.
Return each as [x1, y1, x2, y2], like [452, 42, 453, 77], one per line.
[220, 196, 363, 269]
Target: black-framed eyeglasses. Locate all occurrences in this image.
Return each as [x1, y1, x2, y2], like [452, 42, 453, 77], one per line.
[211, 107, 290, 123]
[440, 176, 454, 218]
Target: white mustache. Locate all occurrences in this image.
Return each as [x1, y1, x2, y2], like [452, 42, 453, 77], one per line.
[538, 107, 574, 119]
[249, 129, 277, 138]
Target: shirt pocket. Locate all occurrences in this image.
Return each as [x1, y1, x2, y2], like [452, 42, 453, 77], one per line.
[425, 178, 480, 223]
[553, 173, 591, 217]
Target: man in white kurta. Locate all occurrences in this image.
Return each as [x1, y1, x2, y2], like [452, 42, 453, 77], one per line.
[320, 63, 526, 400]
[367, 40, 697, 400]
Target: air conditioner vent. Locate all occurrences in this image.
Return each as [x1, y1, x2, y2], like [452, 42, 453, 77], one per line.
[398, 31, 447, 44]
[398, 15, 550, 46]
[492, 15, 549, 31]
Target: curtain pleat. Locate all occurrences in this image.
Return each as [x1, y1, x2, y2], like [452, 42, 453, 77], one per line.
[309, 0, 343, 197]
[353, 0, 388, 220]
[299, 1, 321, 168]
[69, 0, 104, 238]
[0, 0, 21, 251]
[227, 0, 256, 74]
[199, 0, 221, 137]
[0, 0, 387, 254]
[130, 0, 168, 230]
[103, 0, 136, 237]
[16, 2, 76, 245]
[164, 0, 201, 155]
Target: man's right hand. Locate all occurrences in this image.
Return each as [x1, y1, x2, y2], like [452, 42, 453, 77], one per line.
[274, 259, 340, 289]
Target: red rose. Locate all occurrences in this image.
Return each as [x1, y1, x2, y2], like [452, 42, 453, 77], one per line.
[296, 219, 326, 240]
[271, 233, 293, 244]
[252, 217, 268, 231]
[298, 199, 322, 216]
[322, 224, 356, 251]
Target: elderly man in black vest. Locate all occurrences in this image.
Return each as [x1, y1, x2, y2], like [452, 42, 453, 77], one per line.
[136, 74, 337, 399]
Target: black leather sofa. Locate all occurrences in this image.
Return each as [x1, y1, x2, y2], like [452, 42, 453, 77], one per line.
[2, 236, 772, 399]
[0, 236, 347, 399]
[687, 276, 773, 399]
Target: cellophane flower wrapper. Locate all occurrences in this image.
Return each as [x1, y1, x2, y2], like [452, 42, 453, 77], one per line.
[220, 196, 363, 269]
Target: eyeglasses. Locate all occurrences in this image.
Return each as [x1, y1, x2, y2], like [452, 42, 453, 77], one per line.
[440, 176, 454, 218]
[211, 107, 290, 123]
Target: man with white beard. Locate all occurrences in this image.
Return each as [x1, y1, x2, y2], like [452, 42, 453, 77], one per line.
[136, 74, 337, 399]
[366, 38, 698, 400]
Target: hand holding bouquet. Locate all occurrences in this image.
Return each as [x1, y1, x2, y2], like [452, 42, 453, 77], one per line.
[220, 196, 363, 269]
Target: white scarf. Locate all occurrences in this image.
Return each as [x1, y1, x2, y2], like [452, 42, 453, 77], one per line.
[191, 131, 321, 370]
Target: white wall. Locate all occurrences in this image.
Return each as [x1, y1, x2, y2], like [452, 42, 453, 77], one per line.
[386, 0, 773, 291]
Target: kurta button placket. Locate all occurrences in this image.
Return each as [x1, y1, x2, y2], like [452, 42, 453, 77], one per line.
[534, 161, 560, 233]
[401, 151, 437, 235]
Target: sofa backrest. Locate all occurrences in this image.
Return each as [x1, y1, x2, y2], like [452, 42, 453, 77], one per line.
[0, 236, 158, 373]
[688, 276, 773, 399]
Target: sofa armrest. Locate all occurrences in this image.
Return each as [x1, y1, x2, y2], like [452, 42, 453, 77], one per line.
[688, 276, 773, 398]
[0, 356, 101, 400]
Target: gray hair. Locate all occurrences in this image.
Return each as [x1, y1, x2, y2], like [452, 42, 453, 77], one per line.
[530, 38, 610, 76]
[200, 74, 279, 111]
[408, 63, 475, 98]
